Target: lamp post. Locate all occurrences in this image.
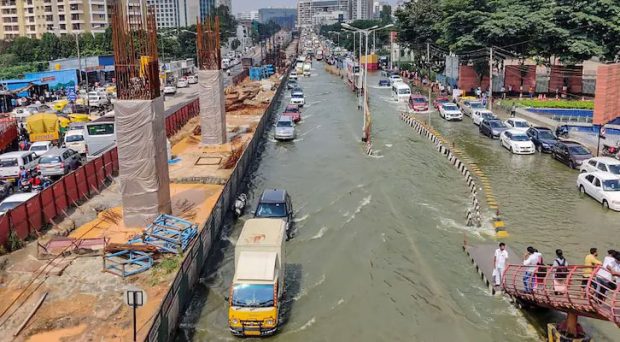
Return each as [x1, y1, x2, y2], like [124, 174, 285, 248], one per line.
[342, 23, 394, 141]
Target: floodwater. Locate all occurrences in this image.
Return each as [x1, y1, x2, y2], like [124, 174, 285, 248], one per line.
[178, 65, 620, 341]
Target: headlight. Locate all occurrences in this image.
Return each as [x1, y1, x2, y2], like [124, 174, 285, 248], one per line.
[265, 319, 275, 325]
[542, 143, 549, 148]
[231, 318, 239, 325]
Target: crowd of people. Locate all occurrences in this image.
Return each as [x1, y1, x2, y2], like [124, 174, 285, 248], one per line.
[492, 244, 620, 301]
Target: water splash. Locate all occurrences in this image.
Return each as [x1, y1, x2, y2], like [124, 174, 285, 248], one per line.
[311, 226, 328, 240]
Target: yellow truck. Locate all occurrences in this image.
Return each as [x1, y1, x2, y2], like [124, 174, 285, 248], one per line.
[25, 113, 60, 142]
[228, 218, 286, 337]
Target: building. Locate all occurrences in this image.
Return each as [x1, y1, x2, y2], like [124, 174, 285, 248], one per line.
[350, 0, 372, 20]
[236, 10, 258, 21]
[0, 0, 109, 40]
[49, 55, 115, 84]
[258, 8, 296, 29]
[215, 0, 229, 9]
[145, 0, 200, 28]
[199, 0, 215, 21]
[297, 0, 348, 28]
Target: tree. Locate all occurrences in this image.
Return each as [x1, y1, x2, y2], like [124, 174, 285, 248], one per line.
[380, 4, 392, 24]
[38, 33, 60, 61]
[8, 37, 39, 63]
[213, 5, 238, 44]
[395, 0, 441, 51]
[58, 34, 77, 58]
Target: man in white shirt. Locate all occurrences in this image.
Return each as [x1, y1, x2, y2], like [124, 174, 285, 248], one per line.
[522, 246, 538, 293]
[493, 243, 508, 286]
[595, 250, 620, 301]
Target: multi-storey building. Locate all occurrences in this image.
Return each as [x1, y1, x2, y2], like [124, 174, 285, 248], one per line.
[297, 0, 348, 28]
[258, 8, 296, 29]
[145, 0, 199, 28]
[236, 10, 258, 21]
[350, 0, 372, 20]
[0, 0, 109, 40]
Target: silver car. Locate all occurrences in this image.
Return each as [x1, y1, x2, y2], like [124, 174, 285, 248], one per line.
[37, 148, 82, 177]
[274, 116, 296, 141]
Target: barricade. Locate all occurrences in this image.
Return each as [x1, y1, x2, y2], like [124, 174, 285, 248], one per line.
[0, 100, 200, 248]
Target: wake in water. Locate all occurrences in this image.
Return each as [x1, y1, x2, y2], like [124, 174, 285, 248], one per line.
[311, 226, 328, 240]
[292, 274, 326, 301]
[344, 195, 372, 224]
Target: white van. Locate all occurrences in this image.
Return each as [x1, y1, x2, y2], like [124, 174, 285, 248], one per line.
[0, 151, 39, 180]
[392, 83, 411, 102]
[64, 129, 87, 154]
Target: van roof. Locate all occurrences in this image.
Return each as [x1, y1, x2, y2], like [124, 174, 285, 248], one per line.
[1, 192, 38, 203]
[234, 251, 277, 282]
[65, 129, 84, 135]
[393, 83, 410, 89]
[0, 151, 34, 158]
[237, 218, 286, 247]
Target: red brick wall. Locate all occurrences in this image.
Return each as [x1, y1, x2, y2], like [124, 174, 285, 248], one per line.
[593, 63, 620, 125]
[458, 65, 489, 93]
[504, 65, 536, 92]
[549, 65, 583, 95]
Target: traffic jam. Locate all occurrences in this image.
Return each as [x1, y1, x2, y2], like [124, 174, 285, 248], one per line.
[383, 74, 620, 212]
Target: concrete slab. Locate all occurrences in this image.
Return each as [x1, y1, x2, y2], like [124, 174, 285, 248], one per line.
[464, 243, 517, 295]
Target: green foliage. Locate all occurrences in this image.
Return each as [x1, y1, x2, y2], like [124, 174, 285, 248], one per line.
[320, 20, 393, 56]
[213, 5, 238, 43]
[395, 0, 620, 64]
[507, 99, 594, 109]
[149, 254, 182, 286]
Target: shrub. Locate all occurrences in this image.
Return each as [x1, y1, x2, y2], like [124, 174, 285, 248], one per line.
[507, 99, 594, 110]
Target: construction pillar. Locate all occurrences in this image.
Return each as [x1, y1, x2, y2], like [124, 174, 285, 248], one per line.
[115, 97, 172, 226]
[197, 69, 227, 145]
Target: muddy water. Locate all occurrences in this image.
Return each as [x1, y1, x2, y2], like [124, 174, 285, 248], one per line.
[179, 66, 620, 341]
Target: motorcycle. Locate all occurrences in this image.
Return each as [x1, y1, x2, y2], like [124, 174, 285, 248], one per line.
[601, 143, 620, 159]
[556, 125, 569, 138]
[18, 178, 32, 192]
[232, 193, 247, 218]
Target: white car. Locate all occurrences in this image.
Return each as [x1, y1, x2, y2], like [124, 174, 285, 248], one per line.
[389, 75, 403, 85]
[580, 157, 620, 176]
[0, 193, 38, 215]
[504, 118, 530, 132]
[87, 91, 110, 108]
[177, 79, 189, 88]
[289, 71, 298, 80]
[29, 141, 53, 157]
[163, 85, 177, 95]
[461, 100, 485, 116]
[64, 129, 87, 155]
[577, 171, 620, 211]
[499, 130, 535, 154]
[472, 110, 497, 125]
[439, 103, 463, 121]
[187, 75, 198, 84]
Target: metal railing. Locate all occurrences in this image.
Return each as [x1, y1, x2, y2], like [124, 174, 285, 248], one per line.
[502, 264, 619, 325]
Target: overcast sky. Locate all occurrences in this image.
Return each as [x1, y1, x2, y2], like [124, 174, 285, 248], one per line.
[232, 0, 397, 15]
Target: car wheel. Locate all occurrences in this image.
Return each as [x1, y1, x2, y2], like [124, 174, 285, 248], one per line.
[579, 185, 586, 197]
[8, 186, 13, 195]
[602, 200, 609, 210]
[569, 160, 575, 169]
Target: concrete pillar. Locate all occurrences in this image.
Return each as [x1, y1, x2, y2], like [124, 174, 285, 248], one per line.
[198, 69, 227, 145]
[115, 97, 172, 227]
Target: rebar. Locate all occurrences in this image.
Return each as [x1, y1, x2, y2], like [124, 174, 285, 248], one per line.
[112, 1, 160, 100]
[196, 16, 221, 70]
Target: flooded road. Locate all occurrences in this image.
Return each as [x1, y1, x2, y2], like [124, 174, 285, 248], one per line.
[179, 65, 620, 341]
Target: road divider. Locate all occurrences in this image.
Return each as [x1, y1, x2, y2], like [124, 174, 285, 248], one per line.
[400, 113, 508, 237]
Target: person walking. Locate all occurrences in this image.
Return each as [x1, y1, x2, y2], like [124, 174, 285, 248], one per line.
[583, 248, 602, 290]
[523, 247, 538, 293]
[553, 249, 569, 294]
[493, 243, 508, 287]
[595, 250, 620, 302]
[510, 103, 516, 118]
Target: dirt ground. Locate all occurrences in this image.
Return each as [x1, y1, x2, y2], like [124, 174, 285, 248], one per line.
[0, 73, 280, 341]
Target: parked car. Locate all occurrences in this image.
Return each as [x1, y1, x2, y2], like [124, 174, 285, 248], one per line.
[504, 118, 530, 132]
[439, 103, 463, 121]
[26, 104, 52, 114]
[551, 141, 593, 169]
[433, 97, 451, 110]
[0, 193, 38, 215]
[177, 79, 189, 88]
[577, 172, 620, 210]
[471, 110, 496, 126]
[579, 157, 620, 176]
[37, 148, 82, 177]
[378, 79, 390, 87]
[287, 79, 298, 89]
[187, 75, 198, 84]
[526, 126, 558, 153]
[163, 85, 177, 95]
[408, 95, 429, 112]
[282, 104, 301, 123]
[479, 119, 508, 139]
[500, 130, 535, 154]
[461, 100, 486, 116]
[254, 189, 294, 236]
[290, 88, 305, 107]
[29, 141, 53, 157]
[274, 116, 296, 141]
[63, 129, 87, 155]
[389, 75, 403, 85]
[0, 151, 38, 181]
[87, 91, 110, 108]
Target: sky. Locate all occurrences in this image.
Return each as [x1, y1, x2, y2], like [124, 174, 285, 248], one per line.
[232, 0, 397, 15]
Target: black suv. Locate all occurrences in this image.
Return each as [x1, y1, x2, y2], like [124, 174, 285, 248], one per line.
[526, 126, 558, 153]
[551, 141, 593, 169]
[254, 189, 294, 237]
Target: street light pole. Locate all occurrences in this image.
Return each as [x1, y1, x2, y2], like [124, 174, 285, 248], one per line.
[427, 42, 431, 127]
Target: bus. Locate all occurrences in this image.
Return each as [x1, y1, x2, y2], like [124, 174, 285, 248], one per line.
[84, 116, 115, 157]
[392, 82, 411, 102]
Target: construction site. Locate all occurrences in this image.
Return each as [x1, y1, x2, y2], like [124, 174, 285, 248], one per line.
[0, 4, 297, 340]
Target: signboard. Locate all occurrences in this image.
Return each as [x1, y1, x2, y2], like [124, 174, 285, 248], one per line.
[67, 89, 77, 102]
[40, 76, 56, 82]
[600, 126, 606, 137]
[31, 132, 59, 142]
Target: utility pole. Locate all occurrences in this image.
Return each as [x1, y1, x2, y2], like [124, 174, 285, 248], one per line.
[76, 34, 82, 85]
[427, 42, 432, 127]
[489, 47, 493, 110]
[373, 30, 375, 53]
[363, 30, 369, 140]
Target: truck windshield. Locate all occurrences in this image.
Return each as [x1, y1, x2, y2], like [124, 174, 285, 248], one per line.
[256, 203, 286, 217]
[232, 284, 275, 308]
